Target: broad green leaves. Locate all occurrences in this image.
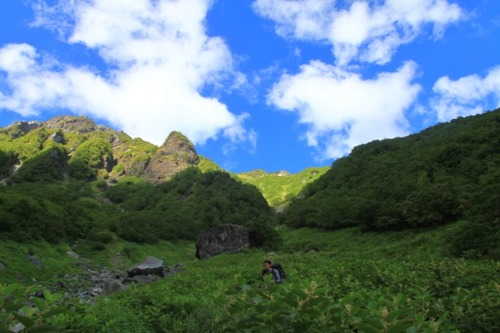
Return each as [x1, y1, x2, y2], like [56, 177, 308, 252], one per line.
[0, 284, 66, 333]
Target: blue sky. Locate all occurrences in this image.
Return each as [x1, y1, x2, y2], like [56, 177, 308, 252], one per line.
[0, 0, 499, 173]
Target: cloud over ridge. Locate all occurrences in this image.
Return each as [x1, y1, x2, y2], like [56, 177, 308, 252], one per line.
[0, 0, 250, 147]
[253, 0, 469, 160]
[268, 60, 421, 159]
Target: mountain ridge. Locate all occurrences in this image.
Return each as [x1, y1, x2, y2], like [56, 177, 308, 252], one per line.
[0, 116, 213, 184]
[0, 115, 328, 206]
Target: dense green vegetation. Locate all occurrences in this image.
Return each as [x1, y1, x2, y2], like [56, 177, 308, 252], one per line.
[104, 168, 279, 246]
[237, 167, 329, 208]
[0, 181, 114, 243]
[1, 226, 498, 332]
[0, 109, 499, 332]
[0, 117, 159, 183]
[0, 169, 278, 248]
[282, 109, 500, 258]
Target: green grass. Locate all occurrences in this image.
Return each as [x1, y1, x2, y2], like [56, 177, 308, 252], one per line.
[279, 224, 460, 261]
[0, 239, 198, 286]
[237, 167, 329, 208]
[1, 223, 499, 332]
[0, 240, 79, 285]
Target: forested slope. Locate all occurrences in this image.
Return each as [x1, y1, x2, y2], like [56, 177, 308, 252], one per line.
[282, 109, 499, 257]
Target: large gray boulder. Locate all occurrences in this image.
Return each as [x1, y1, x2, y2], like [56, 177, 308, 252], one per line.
[196, 224, 250, 259]
[127, 256, 164, 277]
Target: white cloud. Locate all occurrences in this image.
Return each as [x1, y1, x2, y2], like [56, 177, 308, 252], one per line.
[0, 44, 37, 73]
[432, 66, 500, 121]
[253, 0, 463, 65]
[0, 44, 74, 116]
[268, 61, 421, 159]
[0, 0, 252, 147]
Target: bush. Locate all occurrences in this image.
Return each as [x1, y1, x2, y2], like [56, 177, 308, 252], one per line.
[86, 228, 115, 244]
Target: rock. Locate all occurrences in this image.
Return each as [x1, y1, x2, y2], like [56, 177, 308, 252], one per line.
[6, 121, 42, 139]
[10, 323, 25, 333]
[51, 131, 64, 143]
[0, 262, 5, 270]
[103, 279, 126, 295]
[28, 255, 42, 268]
[195, 224, 250, 259]
[67, 251, 80, 259]
[144, 131, 199, 183]
[164, 263, 186, 277]
[44, 115, 99, 134]
[127, 256, 165, 277]
[123, 275, 160, 284]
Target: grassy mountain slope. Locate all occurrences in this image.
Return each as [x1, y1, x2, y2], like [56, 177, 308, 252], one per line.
[1, 224, 498, 332]
[0, 116, 330, 210]
[1, 109, 499, 332]
[237, 167, 329, 208]
[0, 116, 216, 184]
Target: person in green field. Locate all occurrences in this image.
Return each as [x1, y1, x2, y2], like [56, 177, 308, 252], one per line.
[261, 260, 284, 284]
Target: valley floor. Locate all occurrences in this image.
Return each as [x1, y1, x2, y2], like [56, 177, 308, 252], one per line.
[1, 224, 499, 332]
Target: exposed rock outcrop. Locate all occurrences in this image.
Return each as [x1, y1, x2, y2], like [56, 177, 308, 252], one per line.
[144, 131, 199, 183]
[7, 121, 42, 139]
[1, 115, 209, 184]
[196, 224, 250, 259]
[44, 116, 104, 134]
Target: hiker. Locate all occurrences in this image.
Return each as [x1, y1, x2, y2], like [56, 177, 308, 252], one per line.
[261, 260, 283, 284]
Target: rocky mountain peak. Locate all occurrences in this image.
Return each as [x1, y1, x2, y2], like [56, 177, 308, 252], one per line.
[4, 121, 42, 139]
[144, 131, 199, 183]
[43, 115, 107, 134]
[162, 131, 195, 152]
[0, 115, 210, 184]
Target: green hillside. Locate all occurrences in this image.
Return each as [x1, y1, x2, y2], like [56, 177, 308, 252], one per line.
[0, 168, 279, 248]
[283, 109, 499, 257]
[237, 167, 329, 209]
[1, 225, 498, 332]
[0, 110, 499, 332]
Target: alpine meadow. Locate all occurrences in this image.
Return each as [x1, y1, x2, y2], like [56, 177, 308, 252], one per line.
[0, 109, 499, 332]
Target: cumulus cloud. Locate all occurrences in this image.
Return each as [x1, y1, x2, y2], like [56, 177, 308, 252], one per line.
[268, 61, 421, 159]
[253, 0, 467, 161]
[253, 0, 463, 65]
[0, 0, 252, 147]
[432, 66, 500, 121]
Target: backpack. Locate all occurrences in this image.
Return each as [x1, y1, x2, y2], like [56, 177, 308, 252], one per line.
[271, 263, 286, 280]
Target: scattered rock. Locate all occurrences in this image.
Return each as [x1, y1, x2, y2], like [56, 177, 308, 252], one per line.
[28, 255, 42, 268]
[123, 275, 160, 284]
[16, 254, 183, 303]
[196, 224, 250, 259]
[103, 279, 126, 295]
[127, 256, 165, 277]
[10, 323, 25, 333]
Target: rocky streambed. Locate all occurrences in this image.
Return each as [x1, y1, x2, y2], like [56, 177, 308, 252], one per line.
[25, 253, 185, 303]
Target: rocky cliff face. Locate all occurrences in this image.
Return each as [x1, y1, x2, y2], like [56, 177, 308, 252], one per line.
[43, 115, 104, 133]
[0, 115, 202, 183]
[144, 131, 199, 184]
